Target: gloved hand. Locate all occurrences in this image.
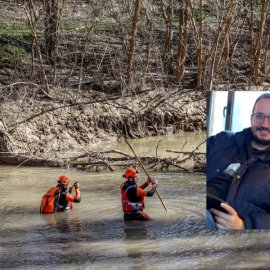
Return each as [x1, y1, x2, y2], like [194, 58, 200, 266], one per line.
[147, 177, 154, 184]
[74, 182, 80, 189]
[151, 178, 158, 184]
[148, 177, 158, 184]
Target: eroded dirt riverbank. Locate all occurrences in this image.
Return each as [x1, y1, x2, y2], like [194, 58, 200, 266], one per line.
[0, 88, 206, 170]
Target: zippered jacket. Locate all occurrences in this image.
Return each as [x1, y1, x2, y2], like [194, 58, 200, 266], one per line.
[207, 128, 270, 229]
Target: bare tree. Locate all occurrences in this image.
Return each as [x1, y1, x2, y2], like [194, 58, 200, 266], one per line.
[140, 1, 154, 88]
[44, 0, 59, 66]
[175, 0, 189, 82]
[187, 0, 207, 89]
[4, 0, 270, 97]
[160, 0, 173, 71]
[23, 0, 51, 96]
[252, 0, 270, 83]
[127, 0, 142, 87]
[213, 1, 236, 73]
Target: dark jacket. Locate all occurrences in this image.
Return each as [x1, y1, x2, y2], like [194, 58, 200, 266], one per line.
[207, 128, 270, 229]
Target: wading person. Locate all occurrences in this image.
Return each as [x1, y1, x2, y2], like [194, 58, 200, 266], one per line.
[120, 167, 158, 221]
[40, 175, 81, 213]
[207, 93, 270, 229]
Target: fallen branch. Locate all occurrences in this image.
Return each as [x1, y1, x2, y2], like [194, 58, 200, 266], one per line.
[166, 150, 205, 155]
[0, 145, 206, 173]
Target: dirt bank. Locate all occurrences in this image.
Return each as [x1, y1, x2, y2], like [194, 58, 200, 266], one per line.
[0, 87, 206, 163]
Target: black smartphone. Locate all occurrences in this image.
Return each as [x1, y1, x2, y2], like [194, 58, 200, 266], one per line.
[207, 193, 228, 213]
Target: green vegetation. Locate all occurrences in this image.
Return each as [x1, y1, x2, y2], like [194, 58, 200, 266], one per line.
[0, 44, 29, 67]
[0, 24, 31, 38]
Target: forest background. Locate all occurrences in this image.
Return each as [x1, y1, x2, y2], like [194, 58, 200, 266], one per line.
[0, 0, 269, 171]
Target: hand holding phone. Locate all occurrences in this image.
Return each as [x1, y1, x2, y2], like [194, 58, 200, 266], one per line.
[207, 193, 228, 213]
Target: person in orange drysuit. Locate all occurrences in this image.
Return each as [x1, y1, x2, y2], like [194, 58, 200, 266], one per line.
[120, 168, 158, 221]
[57, 175, 81, 211]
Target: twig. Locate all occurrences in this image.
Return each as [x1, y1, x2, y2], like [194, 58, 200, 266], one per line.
[166, 150, 205, 155]
[155, 137, 164, 158]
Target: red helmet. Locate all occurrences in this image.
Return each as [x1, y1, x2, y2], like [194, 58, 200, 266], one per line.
[123, 168, 138, 179]
[58, 175, 69, 186]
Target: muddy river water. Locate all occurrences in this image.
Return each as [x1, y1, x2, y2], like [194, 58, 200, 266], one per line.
[1, 133, 270, 269]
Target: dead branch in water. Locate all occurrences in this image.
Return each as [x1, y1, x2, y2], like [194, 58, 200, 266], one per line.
[0, 126, 206, 173]
[65, 148, 205, 172]
[166, 150, 205, 155]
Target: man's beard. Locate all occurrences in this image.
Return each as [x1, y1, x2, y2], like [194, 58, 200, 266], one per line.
[252, 127, 270, 146]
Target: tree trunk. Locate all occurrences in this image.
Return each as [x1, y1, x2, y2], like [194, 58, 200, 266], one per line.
[252, 0, 269, 83]
[160, 0, 173, 71]
[175, 0, 189, 82]
[44, 0, 59, 66]
[140, 7, 153, 89]
[196, 0, 203, 89]
[214, 2, 236, 73]
[24, 1, 51, 95]
[127, 0, 141, 87]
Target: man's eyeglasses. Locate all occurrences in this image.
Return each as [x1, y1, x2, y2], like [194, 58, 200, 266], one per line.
[251, 113, 270, 124]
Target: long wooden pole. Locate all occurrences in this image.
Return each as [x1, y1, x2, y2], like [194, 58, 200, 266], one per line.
[121, 133, 168, 212]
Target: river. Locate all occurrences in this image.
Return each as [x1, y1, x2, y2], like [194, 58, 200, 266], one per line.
[0, 132, 270, 269]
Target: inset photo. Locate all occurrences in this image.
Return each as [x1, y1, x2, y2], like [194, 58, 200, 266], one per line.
[207, 91, 270, 230]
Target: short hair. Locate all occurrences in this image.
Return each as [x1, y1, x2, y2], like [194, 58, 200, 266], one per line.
[252, 93, 270, 113]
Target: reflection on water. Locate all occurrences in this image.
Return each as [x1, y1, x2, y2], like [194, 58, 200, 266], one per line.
[123, 221, 148, 241]
[112, 132, 206, 156]
[41, 211, 83, 236]
[0, 133, 270, 269]
[0, 164, 206, 269]
[1, 164, 269, 270]
[95, 132, 206, 170]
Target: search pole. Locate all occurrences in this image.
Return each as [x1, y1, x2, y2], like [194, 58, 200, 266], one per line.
[120, 132, 168, 212]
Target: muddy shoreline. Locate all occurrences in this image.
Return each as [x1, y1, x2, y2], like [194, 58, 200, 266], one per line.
[0, 88, 206, 170]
